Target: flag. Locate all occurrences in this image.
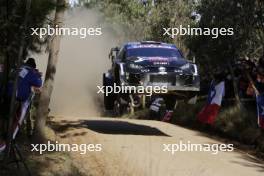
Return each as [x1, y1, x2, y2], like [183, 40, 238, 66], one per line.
[162, 110, 173, 122]
[256, 94, 264, 128]
[197, 81, 225, 125]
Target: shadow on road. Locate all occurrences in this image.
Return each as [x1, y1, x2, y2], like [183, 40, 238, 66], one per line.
[50, 119, 170, 137]
[84, 120, 171, 136]
[231, 154, 264, 173]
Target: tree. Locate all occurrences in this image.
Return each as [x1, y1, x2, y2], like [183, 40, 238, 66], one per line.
[0, 0, 55, 158]
[5, 0, 32, 158]
[97, 0, 193, 51]
[35, 0, 66, 141]
[147, 0, 193, 54]
[0, 0, 54, 101]
[189, 0, 263, 65]
[187, 0, 264, 104]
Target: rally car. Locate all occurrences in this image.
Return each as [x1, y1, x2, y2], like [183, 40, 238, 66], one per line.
[103, 41, 200, 115]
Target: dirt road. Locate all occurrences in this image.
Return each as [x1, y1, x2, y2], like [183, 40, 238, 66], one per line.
[50, 117, 263, 176]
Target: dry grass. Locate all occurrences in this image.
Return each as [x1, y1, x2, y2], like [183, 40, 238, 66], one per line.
[0, 122, 87, 176]
[171, 100, 264, 157]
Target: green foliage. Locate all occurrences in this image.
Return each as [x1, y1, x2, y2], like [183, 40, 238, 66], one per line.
[172, 100, 264, 153]
[96, 0, 193, 50]
[27, 0, 55, 53]
[187, 0, 264, 71]
[147, 0, 194, 54]
[96, 0, 263, 73]
[98, 0, 149, 40]
[0, 0, 55, 66]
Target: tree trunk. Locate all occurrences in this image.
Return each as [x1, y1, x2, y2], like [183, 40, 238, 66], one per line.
[228, 62, 241, 108]
[34, 0, 66, 141]
[5, 0, 32, 158]
[0, 0, 10, 102]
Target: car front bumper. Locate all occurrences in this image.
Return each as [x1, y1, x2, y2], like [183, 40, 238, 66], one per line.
[121, 72, 200, 92]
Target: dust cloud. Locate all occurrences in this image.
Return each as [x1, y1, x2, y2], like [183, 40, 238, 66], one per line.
[36, 8, 123, 117]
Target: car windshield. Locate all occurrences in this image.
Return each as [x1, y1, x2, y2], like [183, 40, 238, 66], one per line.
[126, 47, 183, 58]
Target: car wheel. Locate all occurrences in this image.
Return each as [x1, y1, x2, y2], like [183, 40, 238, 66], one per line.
[103, 73, 115, 110]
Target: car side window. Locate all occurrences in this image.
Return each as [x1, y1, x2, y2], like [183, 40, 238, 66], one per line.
[122, 50, 126, 61]
[117, 48, 123, 60]
[118, 48, 126, 61]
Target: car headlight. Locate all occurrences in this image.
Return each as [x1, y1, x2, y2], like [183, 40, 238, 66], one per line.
[180, 63, 190, 70]
[129, 63, 143, 69]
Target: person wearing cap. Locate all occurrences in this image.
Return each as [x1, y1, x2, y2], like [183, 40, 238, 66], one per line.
[149, 96, 166, 120]
[13, 58, 42, 101]
[0, 58, 42, 153]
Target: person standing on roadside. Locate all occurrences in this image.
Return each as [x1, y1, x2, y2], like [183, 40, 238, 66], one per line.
[0, 58, 42, 153]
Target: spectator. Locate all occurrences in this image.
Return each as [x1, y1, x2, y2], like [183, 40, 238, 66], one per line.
[149, 97, 166, 120]
[0, 58, 42, 153]
[255, 56, 264, 94]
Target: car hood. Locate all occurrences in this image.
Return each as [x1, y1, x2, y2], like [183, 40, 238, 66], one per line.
[126, 56, 189, 68]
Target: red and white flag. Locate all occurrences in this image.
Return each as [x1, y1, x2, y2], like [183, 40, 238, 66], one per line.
[197, 81, 225, 125]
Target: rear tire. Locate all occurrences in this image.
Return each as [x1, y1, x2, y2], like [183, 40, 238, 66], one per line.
[103, 73, 115, 110]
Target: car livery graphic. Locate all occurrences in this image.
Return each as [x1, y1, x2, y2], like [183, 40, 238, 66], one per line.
[103, 41, 200, 116]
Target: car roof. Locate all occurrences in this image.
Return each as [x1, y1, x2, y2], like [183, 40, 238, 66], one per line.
[124, 41, 177, 50]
